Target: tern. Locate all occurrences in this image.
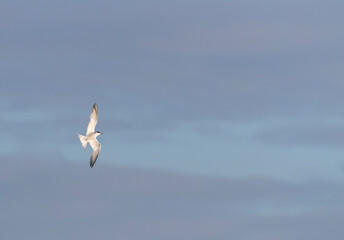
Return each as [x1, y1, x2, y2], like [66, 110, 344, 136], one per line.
[78, 103, 103, 168]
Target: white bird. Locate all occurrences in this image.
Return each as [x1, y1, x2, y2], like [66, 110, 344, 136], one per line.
[78, 103, 103, 168]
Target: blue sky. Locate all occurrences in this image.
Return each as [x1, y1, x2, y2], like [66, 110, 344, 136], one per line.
[2, 0, 344, 239]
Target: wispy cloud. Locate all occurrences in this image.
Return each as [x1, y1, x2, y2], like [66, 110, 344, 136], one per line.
[253, 121, 344, 146]
[2, 156, 344, 240]
[2, 0, 344, 187]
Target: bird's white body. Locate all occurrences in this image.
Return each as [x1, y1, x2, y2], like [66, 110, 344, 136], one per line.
[78, 103, 103, 168]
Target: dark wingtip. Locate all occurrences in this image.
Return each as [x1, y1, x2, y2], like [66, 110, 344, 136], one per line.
[91, 103, 98, 115]
[90, 159, 96, 168]
[93, 103, 98, 112]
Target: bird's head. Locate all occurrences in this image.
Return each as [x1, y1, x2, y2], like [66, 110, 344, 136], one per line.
[95, 131, 103, 136]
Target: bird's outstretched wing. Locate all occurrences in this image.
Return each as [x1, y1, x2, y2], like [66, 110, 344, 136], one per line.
[86, 103, 98, 135]
[89, 139, 101, 168]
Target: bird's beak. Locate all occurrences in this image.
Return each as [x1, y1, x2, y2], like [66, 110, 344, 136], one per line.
[100, 132, 104, 134]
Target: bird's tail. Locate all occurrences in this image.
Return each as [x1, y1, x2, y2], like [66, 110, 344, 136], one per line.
[78, 134, 87, 150]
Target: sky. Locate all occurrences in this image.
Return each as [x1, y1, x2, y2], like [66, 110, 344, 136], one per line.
[2, 0, 344, 239]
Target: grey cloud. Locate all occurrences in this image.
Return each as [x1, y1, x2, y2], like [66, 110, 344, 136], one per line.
[1, 155, 344, 240]
[253, 122, 344, 146]
[2, 0, 344, 125]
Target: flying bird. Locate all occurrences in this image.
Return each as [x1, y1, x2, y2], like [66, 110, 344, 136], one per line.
[78, 103, 103, 168]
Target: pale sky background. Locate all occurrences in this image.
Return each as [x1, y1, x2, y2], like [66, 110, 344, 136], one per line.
[2, 0, 344, 239]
